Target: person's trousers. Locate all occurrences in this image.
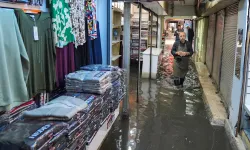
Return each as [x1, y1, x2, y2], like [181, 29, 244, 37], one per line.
[174, 77, 185, 86]
[188, 38, 193, 47]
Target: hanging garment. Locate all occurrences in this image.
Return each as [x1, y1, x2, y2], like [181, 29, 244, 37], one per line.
[85, 0, 97, 40]
[85, 17, 94, 64]
[15, 9, 56, 99]
[70, 0, 86, 47]
[119, 35, 123, 68]
[87, 35, 94, 64]
[86, 20, 102, 64]
[92, 21, 102, 64]
[51, 0, 75, 48]
[0, 9, 30, 111]
[75, 43, 90, 70]
[74, 17, 90, 69]
[56, 42, 75, 88]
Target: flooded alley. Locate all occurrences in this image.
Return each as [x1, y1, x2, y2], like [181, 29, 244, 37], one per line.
[100, 38, 233, 150]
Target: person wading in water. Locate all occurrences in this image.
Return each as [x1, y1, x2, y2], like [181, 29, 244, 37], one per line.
[171, 32, 193, 88]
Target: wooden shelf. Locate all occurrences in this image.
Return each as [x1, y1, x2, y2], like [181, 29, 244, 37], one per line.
[113, 25, 121, 28]
[132, 38, 148, 40]
[112, 7, 123, 13]
[112, 55, 121, 61]
[112, 40, 121, 45]
[0, 2, 45, 11]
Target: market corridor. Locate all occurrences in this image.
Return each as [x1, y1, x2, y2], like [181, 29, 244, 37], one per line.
[100, 38, 233, 150]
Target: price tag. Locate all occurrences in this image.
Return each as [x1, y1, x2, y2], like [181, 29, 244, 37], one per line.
[33, 26, 39, 41]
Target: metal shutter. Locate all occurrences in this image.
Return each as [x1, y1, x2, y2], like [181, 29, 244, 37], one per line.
[206, 14, 216, 74]
[199, 18, 208, 63]
[195, 20, 201, 54]
[220, 3, 238, 106]
[196, 18, 208, 63]
[212, 10, 225, 87]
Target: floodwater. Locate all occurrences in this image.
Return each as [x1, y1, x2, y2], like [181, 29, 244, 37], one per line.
[100, 38, 232, 150]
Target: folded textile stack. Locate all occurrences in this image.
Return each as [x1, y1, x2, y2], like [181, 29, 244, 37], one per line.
[0, 96, 91, 150]
[111, 79, 122, 110]
[0, 120, 68, 150]
[65, 130, 88, 150]
[65, 71, 112, 95]
[23, 96, 88, 121]
[0, 100, 37, 132]
[80, 65, 127, 110]
[80, 64, 123, 82]
[64, 93, 103, 143]
[0, 112, 9, 132]
[66, 114, 89, 149]
[9, 100, 37, 123]
[87, 114, 101, 144]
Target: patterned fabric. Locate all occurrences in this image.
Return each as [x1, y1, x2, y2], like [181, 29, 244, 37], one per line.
[70, 0, 86, 47]
[51, 0, 75, 48]
[85, 0, 97, 40]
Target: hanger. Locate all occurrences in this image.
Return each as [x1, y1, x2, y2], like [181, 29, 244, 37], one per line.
[23, 8, 40, 14]
[0, 1, 41, 14]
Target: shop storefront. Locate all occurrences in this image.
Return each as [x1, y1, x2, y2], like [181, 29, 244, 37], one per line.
[220, 3, 239, 106]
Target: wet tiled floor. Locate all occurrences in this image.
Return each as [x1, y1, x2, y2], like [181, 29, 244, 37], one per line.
[100, 38, 232, 150]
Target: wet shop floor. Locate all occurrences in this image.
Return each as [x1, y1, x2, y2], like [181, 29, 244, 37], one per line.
[100, 39, 233, 150]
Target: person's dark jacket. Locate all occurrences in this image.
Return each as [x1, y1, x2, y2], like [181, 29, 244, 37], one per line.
[171, 40, 193, 59]
[188, 28, 194, 40]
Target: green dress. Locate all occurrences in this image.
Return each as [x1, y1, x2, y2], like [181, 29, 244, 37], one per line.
[0, 9, 30, 111]
[15, 9, 56, 98]
[51, 0, 75, 48]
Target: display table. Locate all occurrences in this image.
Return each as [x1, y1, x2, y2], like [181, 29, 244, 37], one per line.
[142, 47, 162, 79]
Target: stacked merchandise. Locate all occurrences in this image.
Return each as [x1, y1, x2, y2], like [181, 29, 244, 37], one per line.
[0, 121, 68, 150]
[149, 30, 157, 36]
[0, 100, 37, 132]
[80, 65, 127, 110]
[131, 20, 149, 60]
[65, 71, 112, 95]
[148, 20, 157, 48]
[9, 100, 37, 123]
[65, 68, 119, 143]
[64, 93, 104, 144]
[0, 96, 89, 150]
[0, 64, 126, 149]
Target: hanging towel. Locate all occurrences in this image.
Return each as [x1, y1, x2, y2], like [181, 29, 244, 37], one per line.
[0, 9, 30, 111]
